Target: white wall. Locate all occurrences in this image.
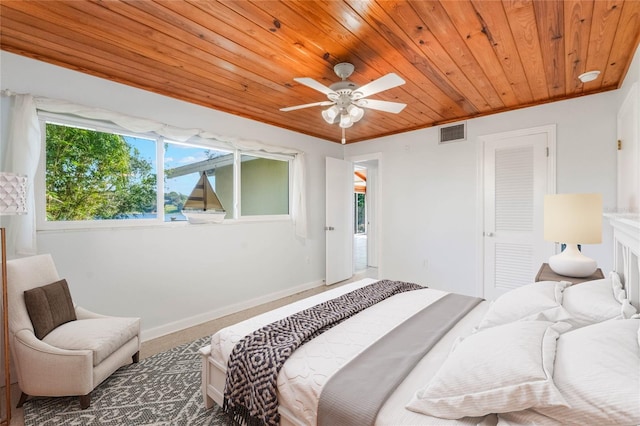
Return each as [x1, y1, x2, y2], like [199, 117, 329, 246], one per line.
[618, 42, 640, 106]
[615, 42, 640, 214]
[345, 90, 620, 297]
[0, 52, 342, 340]
[2, 44, 637, 338]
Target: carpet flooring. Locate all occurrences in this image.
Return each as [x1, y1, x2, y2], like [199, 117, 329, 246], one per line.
[23, 336, 235, 426]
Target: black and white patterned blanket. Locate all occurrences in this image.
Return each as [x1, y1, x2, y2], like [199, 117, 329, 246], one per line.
[222, 280, 424, 426]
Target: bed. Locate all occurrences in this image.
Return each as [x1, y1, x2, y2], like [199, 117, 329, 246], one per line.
[199, 214, 640, 426]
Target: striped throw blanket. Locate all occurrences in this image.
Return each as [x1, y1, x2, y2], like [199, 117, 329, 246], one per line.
[223, 280, 424, 426]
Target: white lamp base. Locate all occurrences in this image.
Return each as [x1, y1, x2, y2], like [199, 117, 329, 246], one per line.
[548, 243, 597, 277]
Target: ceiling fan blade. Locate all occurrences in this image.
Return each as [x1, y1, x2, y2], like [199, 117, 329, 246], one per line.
[354, 73, 405, 98]
[280, 100, 335, 112]
[293, 77, 336, 96]
[357, 99, 407, 113]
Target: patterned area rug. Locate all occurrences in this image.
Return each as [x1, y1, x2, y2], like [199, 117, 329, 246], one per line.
[24, 336, 235, 425]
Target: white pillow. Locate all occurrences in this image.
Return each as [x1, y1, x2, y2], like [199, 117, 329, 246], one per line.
[498, 319, 640, 426]
[475, 281, 571, 330]
[406, 321, 570, 419]
[561, 272, 637, 328]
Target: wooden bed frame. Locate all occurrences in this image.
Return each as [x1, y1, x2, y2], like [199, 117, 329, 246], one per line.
[199, 213, 640, 422]
[198, 354, 308, 425]
[200, 352, 225, 409]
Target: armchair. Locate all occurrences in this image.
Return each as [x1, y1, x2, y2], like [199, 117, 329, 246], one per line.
[6, 254, 140, 409]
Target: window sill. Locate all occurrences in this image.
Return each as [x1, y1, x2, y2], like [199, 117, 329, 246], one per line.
[36, 215, 292, 233]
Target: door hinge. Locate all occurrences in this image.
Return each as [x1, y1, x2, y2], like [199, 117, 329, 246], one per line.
[618, 139, 622, 150]
[546, 147, 549, 157]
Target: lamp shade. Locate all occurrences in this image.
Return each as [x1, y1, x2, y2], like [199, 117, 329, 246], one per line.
[1, 171, 27, 424]
[0, 172, 27, 215]
[544, 193, 602, 277]
[544, 193, 602, 244]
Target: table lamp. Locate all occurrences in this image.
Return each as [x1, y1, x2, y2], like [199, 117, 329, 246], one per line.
[0, 171, 28, 425]
[543, 193, 602, 277]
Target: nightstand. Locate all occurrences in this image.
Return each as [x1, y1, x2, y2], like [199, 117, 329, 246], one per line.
[535, 263, 604, 285]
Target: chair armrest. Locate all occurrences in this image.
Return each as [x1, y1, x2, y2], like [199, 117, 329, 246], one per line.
[75, 306, 108, 320]
[13, 329, 94, 396]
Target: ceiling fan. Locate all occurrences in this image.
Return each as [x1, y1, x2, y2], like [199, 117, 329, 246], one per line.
[280, 63, 407, 143]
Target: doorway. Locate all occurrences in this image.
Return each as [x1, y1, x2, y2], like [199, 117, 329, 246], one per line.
[325, 154, 380, 285]
[350, 155, 380, 278]
[354, 166, 367, 272]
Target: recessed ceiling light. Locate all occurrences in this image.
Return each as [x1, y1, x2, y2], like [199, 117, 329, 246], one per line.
[578, 70, 601, 83]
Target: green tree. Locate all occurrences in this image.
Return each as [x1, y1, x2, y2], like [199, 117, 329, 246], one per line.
[164, 191, 187, 212]
[46, 124, 156, 220]
[355, 193, 366, 233]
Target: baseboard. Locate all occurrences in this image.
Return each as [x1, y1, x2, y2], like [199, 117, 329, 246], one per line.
[140, 278, 325, 342]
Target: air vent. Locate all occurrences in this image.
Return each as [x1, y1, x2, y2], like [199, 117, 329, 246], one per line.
[439, 122, 466, 144]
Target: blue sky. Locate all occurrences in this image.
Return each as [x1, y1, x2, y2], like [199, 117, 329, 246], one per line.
[126, 137, 213, 196]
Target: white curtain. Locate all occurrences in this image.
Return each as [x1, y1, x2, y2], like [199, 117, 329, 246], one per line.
[3, 94, 41, 255]
[291, 153, 307, 239]
[3, 93, 308, 241]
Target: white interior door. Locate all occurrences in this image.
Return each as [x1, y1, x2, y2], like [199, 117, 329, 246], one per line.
[482, 126, 555, 300]
[326, 157, 353, 285]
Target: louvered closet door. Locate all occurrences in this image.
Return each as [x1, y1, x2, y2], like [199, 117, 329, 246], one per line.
[483, 127, 554, 301]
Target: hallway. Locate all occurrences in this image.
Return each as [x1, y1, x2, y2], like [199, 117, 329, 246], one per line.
[354, 233, 367, 272]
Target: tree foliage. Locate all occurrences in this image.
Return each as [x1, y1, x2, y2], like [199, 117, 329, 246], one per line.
[46, 124, 156, 220]
[164, 191, 188, 213]
[355, 193, 366, 233]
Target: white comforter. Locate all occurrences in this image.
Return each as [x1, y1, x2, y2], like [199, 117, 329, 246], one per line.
[210, 278, 492, 426]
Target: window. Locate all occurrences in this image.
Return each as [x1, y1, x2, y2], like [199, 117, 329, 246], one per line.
[240, 154, 289, 216]
[39, 116, 291, 228]
[164, 142, 233, 221]
[44, 122, 157, 222]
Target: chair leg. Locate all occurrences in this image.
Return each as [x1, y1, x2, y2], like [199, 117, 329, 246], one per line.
[132, 351, 140, 363]
[79, 393, 91, 409]
[16, 392, 29, 408]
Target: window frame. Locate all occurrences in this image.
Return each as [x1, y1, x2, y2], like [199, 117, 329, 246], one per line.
[36, 113, 293, 230]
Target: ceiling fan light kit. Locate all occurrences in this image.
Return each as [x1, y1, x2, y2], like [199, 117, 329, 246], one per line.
[347, 104, 364, 121]
[322, 106, 339, 123]
[281, 62, 407, 143]
[339, 113, 354, 128]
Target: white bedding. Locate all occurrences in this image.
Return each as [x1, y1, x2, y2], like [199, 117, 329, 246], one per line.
[204, 225, 640, 425]
[208, 278, 492, 425]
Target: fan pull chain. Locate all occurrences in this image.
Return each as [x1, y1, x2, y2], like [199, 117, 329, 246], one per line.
[341, 127, 346, 145]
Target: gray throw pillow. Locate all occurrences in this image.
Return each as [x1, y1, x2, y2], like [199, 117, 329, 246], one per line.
[24, 279, 77, 339]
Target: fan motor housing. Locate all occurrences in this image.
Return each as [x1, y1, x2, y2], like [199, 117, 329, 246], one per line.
[329, 80, 359, 92]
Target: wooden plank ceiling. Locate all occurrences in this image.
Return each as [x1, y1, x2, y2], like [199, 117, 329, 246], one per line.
[1, 1, 639, 144]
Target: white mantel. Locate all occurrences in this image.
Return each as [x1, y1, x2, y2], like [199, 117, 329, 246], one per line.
[605, 213, 640, 237]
